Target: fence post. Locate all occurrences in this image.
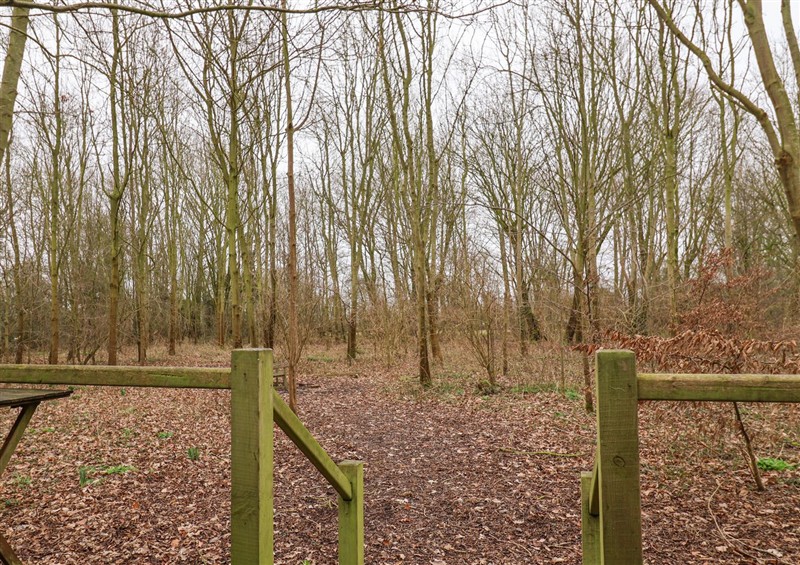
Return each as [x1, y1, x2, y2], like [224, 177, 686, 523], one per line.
[596, 350, 642, 565]
[580, 467, 600, 564]
[338, 460, 364, 565]
[231, 349, 274, 564]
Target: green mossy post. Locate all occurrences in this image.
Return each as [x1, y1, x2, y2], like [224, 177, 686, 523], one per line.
[231, 349, 274, 564]
[581, 470, 600, 565]
[595, 350, 642, 564]
[338, 460, 364, 565]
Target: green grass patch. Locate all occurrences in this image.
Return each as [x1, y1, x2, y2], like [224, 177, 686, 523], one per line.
[433, 371, 472, 397]
[757, 457, 796, 471]
[510, 382, 562, 395]
[475, 380, 502, 395]
[306, 353, 335, 363]
[187, 446, 200, 461]
[79, 464, 136, 487]
[78, 466, 93, 488]
[157, 431, 174, 440]
[104, 464, 135, 475]
[510, 383, 581, 401]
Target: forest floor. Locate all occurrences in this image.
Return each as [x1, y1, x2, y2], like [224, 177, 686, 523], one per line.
[1, 343, 800, 564]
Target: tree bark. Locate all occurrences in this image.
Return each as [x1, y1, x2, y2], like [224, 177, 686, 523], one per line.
[283, 1, 300, 411]
[0, 6, 29, 172]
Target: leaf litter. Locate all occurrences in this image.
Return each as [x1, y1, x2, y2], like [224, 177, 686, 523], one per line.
[1, 352, 800, 563]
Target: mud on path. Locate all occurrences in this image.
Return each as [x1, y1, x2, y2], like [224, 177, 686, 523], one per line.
[1, 355, 799, 564]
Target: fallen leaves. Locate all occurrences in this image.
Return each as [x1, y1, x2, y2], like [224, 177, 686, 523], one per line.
[0, 349, 798, 563]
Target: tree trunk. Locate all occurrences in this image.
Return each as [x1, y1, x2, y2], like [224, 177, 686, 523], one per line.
[283, 2, 300, 411]
[5, 142, 24, 363]
[499, 226, 511, 376]
[107, 10, 125, 366]
[0, 6, 29, 172]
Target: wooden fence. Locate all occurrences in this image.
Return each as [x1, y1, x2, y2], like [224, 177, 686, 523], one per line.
[0, 349, 364, 565]
[582, 349, 800, 565]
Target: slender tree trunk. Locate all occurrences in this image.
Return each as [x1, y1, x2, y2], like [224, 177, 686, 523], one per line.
[107, 10, 125, 366]
[413, 237, 432, 386]
[135, 129, 151, 365]
[283, 2, 299, 411]
[422, 8, 441, 365]
[226, 15, 243, 349]
[347, 230, 358, 361]
[499, 226, 511, 376]
[0, 6, 29, 172]
[378, 9, 432, 386]
[47, 18, 64, 365]
[265, 186, 278, 348]
[164, 144, 179, 356]
[5, 145, 24, 363]
[216, 226, 226, 347]
[237, 221, 257, 346]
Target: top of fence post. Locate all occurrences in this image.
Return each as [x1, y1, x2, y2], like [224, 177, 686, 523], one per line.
[595, 349, 642, 565]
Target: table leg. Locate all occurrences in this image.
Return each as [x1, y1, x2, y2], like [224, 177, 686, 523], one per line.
[0, 403, 39, 565]
[0, 534, 22, 565]
[0, 404, 38, 477]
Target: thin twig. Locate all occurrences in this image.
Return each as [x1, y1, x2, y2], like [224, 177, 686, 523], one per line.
[708, 480, 788, 563]
[733, 401, 765, 491]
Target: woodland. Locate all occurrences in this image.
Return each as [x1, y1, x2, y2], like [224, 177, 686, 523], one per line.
[1, 0, 800, 563]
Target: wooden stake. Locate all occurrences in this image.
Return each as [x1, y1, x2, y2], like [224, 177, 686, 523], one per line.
[595, 350, 642, 564]
[338, 461, 364, 565]
[230, 349, 273, 564]
[581, 470, 600, 565]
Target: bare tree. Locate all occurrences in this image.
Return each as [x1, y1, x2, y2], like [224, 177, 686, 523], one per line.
[649, 0, 800, 243]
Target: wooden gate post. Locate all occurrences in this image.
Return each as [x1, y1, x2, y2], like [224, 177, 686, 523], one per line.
[231, 349, 274, 564]
[596, 350, 642, 564]
[338, 460, 365, 565]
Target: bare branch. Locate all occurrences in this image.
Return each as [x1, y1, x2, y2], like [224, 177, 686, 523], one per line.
[781, 0, 800, 102]
[647, 0, 781, 155]
[0, 0, 511, 20]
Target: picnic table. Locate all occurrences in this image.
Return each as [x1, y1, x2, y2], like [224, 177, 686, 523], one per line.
[0, 388, 72, 565]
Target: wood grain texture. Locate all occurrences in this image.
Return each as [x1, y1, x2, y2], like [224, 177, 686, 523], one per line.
[0, 365, 230, 389]
[230, 349, 273, 565]
[0, 388, 71, 407]
[596, 350, 642, 565]
[638, 372, 800, 402]
[338, 461, 364, 565]
[581, 471, 600, 565]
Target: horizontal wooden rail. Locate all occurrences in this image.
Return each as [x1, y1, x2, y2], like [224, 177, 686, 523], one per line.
[272, 390, 353, 501]
[638, 373, 800, 402]
[0, 364, 231, 389]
